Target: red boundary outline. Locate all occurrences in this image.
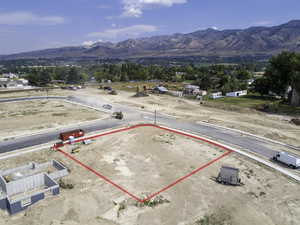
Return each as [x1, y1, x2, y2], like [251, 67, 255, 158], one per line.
[54, 124, 232, 203]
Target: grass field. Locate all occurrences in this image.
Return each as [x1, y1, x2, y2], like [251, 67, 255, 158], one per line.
[109, 82, 184, 92]
[206, 94, 300, 116]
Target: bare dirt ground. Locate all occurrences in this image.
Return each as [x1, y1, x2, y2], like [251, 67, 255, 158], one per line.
[0, 89, 73, 99]
[0, 126, 299, 225]
[80, 87, 300, 146]
[0, 100, 106, 139]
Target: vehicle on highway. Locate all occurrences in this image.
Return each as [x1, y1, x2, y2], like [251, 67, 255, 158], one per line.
[272, 151, 300, 169]
[112, 111, 124, 120]
[102, 104, 112, 110]
[103, 86, 112, 91]
[59, 129, 85, 141]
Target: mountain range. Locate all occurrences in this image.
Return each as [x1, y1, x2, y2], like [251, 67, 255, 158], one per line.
[1, 20, 300, 60]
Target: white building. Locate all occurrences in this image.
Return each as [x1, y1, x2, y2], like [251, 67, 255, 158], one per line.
[226, 90, 247, 97]
[0, 78, 29, 89]
[184, 84, 201, 96]
[210, 92, 223, 99]
[2, 73, 19, 79]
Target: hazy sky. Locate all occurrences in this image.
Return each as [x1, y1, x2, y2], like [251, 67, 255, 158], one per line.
[0, 0, 299, 54]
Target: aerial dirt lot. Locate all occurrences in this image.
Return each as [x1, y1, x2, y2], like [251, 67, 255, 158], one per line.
[0, 126, 299, 225]
[0, 100, 105, 139]
[80, 87, 300, 147]
[0, 89, 74, 99]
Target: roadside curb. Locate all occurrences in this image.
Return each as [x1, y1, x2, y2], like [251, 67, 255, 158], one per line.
[158, 124, 300, 182]
[196, 121, 300, 151]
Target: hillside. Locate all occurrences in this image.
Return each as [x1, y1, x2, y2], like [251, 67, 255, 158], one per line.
[1, 20, 300, 60]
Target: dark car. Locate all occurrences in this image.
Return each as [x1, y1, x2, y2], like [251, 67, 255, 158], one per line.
[103, 86, 112, 91]
[102, 104, 112, 110]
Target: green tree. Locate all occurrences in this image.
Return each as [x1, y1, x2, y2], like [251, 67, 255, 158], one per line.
[252, 77, 271, 96]
[66, 67, 80, 84]
[94, 71, 106, 83]
[264, 51, 300, 106]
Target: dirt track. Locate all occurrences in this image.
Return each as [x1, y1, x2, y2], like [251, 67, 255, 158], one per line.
[0, 99, 105, 139]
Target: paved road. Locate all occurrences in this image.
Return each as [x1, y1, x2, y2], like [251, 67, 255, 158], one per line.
[0, 95, 299, 164]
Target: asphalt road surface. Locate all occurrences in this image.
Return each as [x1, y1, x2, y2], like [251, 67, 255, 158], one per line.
[0, 95, 299, 166]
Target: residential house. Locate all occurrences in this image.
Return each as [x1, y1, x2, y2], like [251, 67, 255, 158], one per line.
[226, 90, 247, 97]
[0, 78, 29, 89]
[183, 84, 200, 95]
[2, 73, 18, 79]
[210, 92, 223, 99]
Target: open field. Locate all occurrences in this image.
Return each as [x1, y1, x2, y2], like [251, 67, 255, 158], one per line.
[205, 94, 300, 116]
[109, 81, 183, 92]
[80, 87, 300, 146]
[0, 88, 74, 99]
[0, 126, 299, 225]
[0, 100, 106, 139]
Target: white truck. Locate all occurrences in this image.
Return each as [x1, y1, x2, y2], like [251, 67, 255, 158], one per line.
[272, 151, 300, 169]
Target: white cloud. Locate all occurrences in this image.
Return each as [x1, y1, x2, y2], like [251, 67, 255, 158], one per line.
[122, 0, 188, 17]
[87, 24, 158, 40]
[0, 12, 65, 25]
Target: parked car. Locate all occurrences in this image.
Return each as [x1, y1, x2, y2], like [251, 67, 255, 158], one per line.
[102, 104, 112, 110]
[103, 86, 112, 91]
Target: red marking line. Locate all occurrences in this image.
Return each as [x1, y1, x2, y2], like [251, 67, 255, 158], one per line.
[55, 123, 232, 202]
[57, 148, 144, 202]
[141, 150, 231, 202]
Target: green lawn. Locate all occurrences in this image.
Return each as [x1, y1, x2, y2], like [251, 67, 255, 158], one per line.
[208, 94, 276, 108]
[110, 82, 183, 92]
[206, 94, 300, 116]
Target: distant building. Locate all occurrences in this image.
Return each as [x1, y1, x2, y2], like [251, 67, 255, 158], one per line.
[210, 92, 223, 99]
[169, 90, 183, 97]
[2, 73, 18, 79]
[226, 90, 247, 97]
[198, 90, 207, 96]
[183, 84, 200, 96]
[0, 78, 29, 89]
[175, 72, 186, 76]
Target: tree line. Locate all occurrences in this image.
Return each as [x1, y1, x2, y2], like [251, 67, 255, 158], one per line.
[253, 52, 300, 106]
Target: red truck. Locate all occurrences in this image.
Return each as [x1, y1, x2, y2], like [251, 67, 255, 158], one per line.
[59, 129, 85, 141]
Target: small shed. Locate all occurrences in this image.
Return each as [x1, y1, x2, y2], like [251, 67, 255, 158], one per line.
[217, 166, 241, 185]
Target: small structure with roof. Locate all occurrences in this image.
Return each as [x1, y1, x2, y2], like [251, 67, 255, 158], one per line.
[183, 84, 200, 96]
[216, 166, 241, 185]
[226, 90, 247, 97]
[210, 92, 223, 99]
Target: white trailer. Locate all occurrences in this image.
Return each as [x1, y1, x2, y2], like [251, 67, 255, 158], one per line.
[272, 151, 300, 169]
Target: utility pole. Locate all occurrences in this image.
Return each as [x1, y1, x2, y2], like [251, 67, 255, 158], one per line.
[154, 109, 157, 125]
[46, 88, 49, 99]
